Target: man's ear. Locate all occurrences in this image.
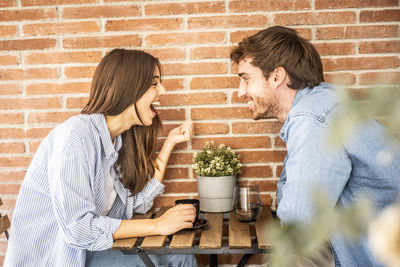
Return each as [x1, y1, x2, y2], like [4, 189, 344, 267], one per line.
[271, 67, 287, 89]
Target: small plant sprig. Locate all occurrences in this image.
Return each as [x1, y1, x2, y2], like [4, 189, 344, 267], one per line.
[192, 141, 242, 177]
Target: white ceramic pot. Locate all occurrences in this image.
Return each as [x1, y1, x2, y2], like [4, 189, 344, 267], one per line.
[197, 175, 236, 212]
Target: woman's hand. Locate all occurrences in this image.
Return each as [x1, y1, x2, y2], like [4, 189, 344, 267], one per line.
[154, 204, 196, 235]
[166, 120, 194, 146]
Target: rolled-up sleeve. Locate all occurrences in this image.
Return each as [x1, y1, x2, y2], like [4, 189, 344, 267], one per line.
[132, 177, 165, 214]
[48, 134, 121, 251]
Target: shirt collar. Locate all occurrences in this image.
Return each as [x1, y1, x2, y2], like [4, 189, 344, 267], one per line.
[91, 114, 122, 159]
[279, 85, 314, 142]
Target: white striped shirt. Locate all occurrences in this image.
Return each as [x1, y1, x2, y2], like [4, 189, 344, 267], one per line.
[4, 114, 165, 267]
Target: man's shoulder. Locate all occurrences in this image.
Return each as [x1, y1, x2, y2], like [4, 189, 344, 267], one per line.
[289, 83, 339, 124]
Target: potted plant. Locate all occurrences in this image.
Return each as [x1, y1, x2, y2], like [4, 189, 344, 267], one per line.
[193, 141, 242, 212]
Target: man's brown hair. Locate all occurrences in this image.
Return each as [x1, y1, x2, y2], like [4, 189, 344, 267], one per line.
[82, 49, 162, 195]
[231, 26, 324, 90]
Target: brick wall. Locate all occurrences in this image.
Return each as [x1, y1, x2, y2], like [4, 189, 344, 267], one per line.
[0, 0, 399, 265]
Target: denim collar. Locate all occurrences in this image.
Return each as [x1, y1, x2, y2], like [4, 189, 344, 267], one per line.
[279, 85, 315, 142]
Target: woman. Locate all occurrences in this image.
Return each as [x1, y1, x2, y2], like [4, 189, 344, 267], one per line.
[4, 49, 197, 267]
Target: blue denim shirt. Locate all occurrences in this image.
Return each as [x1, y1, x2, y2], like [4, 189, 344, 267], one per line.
[276, 83, 400, 267]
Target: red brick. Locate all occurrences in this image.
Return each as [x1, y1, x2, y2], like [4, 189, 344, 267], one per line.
[161, 92, 227, 106]
[62, 5, 140, 19]
[316, 25, 399, 39]
[274, 11, 356, 25]
[168, 152, 193, 165]
[26, 82, 90, 95]
[315, 0, 398, 9]
[190, 76, 239, 89]
[314, 42, 356, 55]
[238, 179, 277, 191]
[145, 1, 225, 15]
[164, 167, 189, 180]
[192, 136, 271, 150]
[324, 73, 356, 85]
[0, 128, 25, 139]
[63, 35, 141, 49]
[274, 136, 286, 148]
[0, 97, 61, 110]
[0, 113, 24, 125]
[0, 68, 57, 80]
[0, 25, 17, 37]
[154, 196, 189, 207]
[276, 165, 284, 176]
[28, 140, 41, 153]
[156, 138, 187, 151]
[163, 181, 197, 194]
[0, 157, 31, 168]
[0, 8, 57, 21]
[239, 151, 286, 163]
[323, 56, 399, 71]
[25, 51, 101, 65]
[23, 21, 100, 36]
[232, 121, 283, 134]
[0, 0, 16, 7]
[0, 84, 22, 95]
[163, 62, 226, 75]
[230, 30, 262, 43]
[231, 91, 247, 103]
[25, 127, 52, 138]
[66, 97, 88, 109]
[194, 123, 229, 135]
[106, 18, 182, 31]
[64, 66, 96, 79]
[191, 107, 250, 120]
[0, 55, 19, 66]
[360, 72, 400, 85]
[360, 9, 400, 22]
[0, 171, 25, 182]
[0, 142, 25, 154]
[190, 46, 231, 60]
[22, 0, 96, 5]
[0, 38, 56, 51]
[28, 111, 78, 124]
[240, 166, 273, 178]
[162, 78, 185, 91]
[146, 32, 225, 46]
[157, 108, 186, 121]
[359, 40, 400, 54]
[144, 48, 185, 61]
[229, 0, 310, 12]
[188, 15, 268, 29]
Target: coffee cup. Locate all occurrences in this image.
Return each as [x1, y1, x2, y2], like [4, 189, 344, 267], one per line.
[174, 198, 200, 224]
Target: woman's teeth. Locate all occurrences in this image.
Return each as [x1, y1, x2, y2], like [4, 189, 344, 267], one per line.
[152, 101, 160, 106]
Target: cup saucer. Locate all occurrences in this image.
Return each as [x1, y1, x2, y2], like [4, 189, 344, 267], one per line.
[182, 219, 209, 231]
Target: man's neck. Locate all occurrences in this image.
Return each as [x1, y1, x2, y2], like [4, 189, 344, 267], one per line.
[276, 87, 297, 123]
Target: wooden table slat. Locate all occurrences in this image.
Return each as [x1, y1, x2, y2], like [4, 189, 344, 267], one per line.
[140, 207, 170, 249]
[169, 230, 196, 249]
[112, 208, 155, 250]
[199, 213, 223, 249]
[228, 212, 251, 249]
[255, 205, 274, 249]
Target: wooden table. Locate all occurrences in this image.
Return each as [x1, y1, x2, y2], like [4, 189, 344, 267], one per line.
[113, 205, 275, 267]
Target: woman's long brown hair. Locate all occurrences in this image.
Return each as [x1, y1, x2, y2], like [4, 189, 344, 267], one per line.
[82, 49, 162, 195]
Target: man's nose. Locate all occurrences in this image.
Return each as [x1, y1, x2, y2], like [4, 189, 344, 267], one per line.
[238, 80, 247, 98]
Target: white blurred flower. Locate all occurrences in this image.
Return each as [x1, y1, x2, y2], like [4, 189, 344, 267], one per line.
[368, 203, 400, 267]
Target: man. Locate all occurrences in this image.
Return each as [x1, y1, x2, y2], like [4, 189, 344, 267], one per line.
[230, 26, 400, 266]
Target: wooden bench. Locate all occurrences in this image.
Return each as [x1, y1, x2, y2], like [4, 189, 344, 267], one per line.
[113, 205, 275, 267]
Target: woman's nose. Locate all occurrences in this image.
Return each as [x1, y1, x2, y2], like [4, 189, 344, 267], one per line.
[158, 83, 166, 96]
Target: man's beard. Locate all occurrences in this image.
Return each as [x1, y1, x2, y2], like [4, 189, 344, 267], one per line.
[251, 91, 281, 120]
